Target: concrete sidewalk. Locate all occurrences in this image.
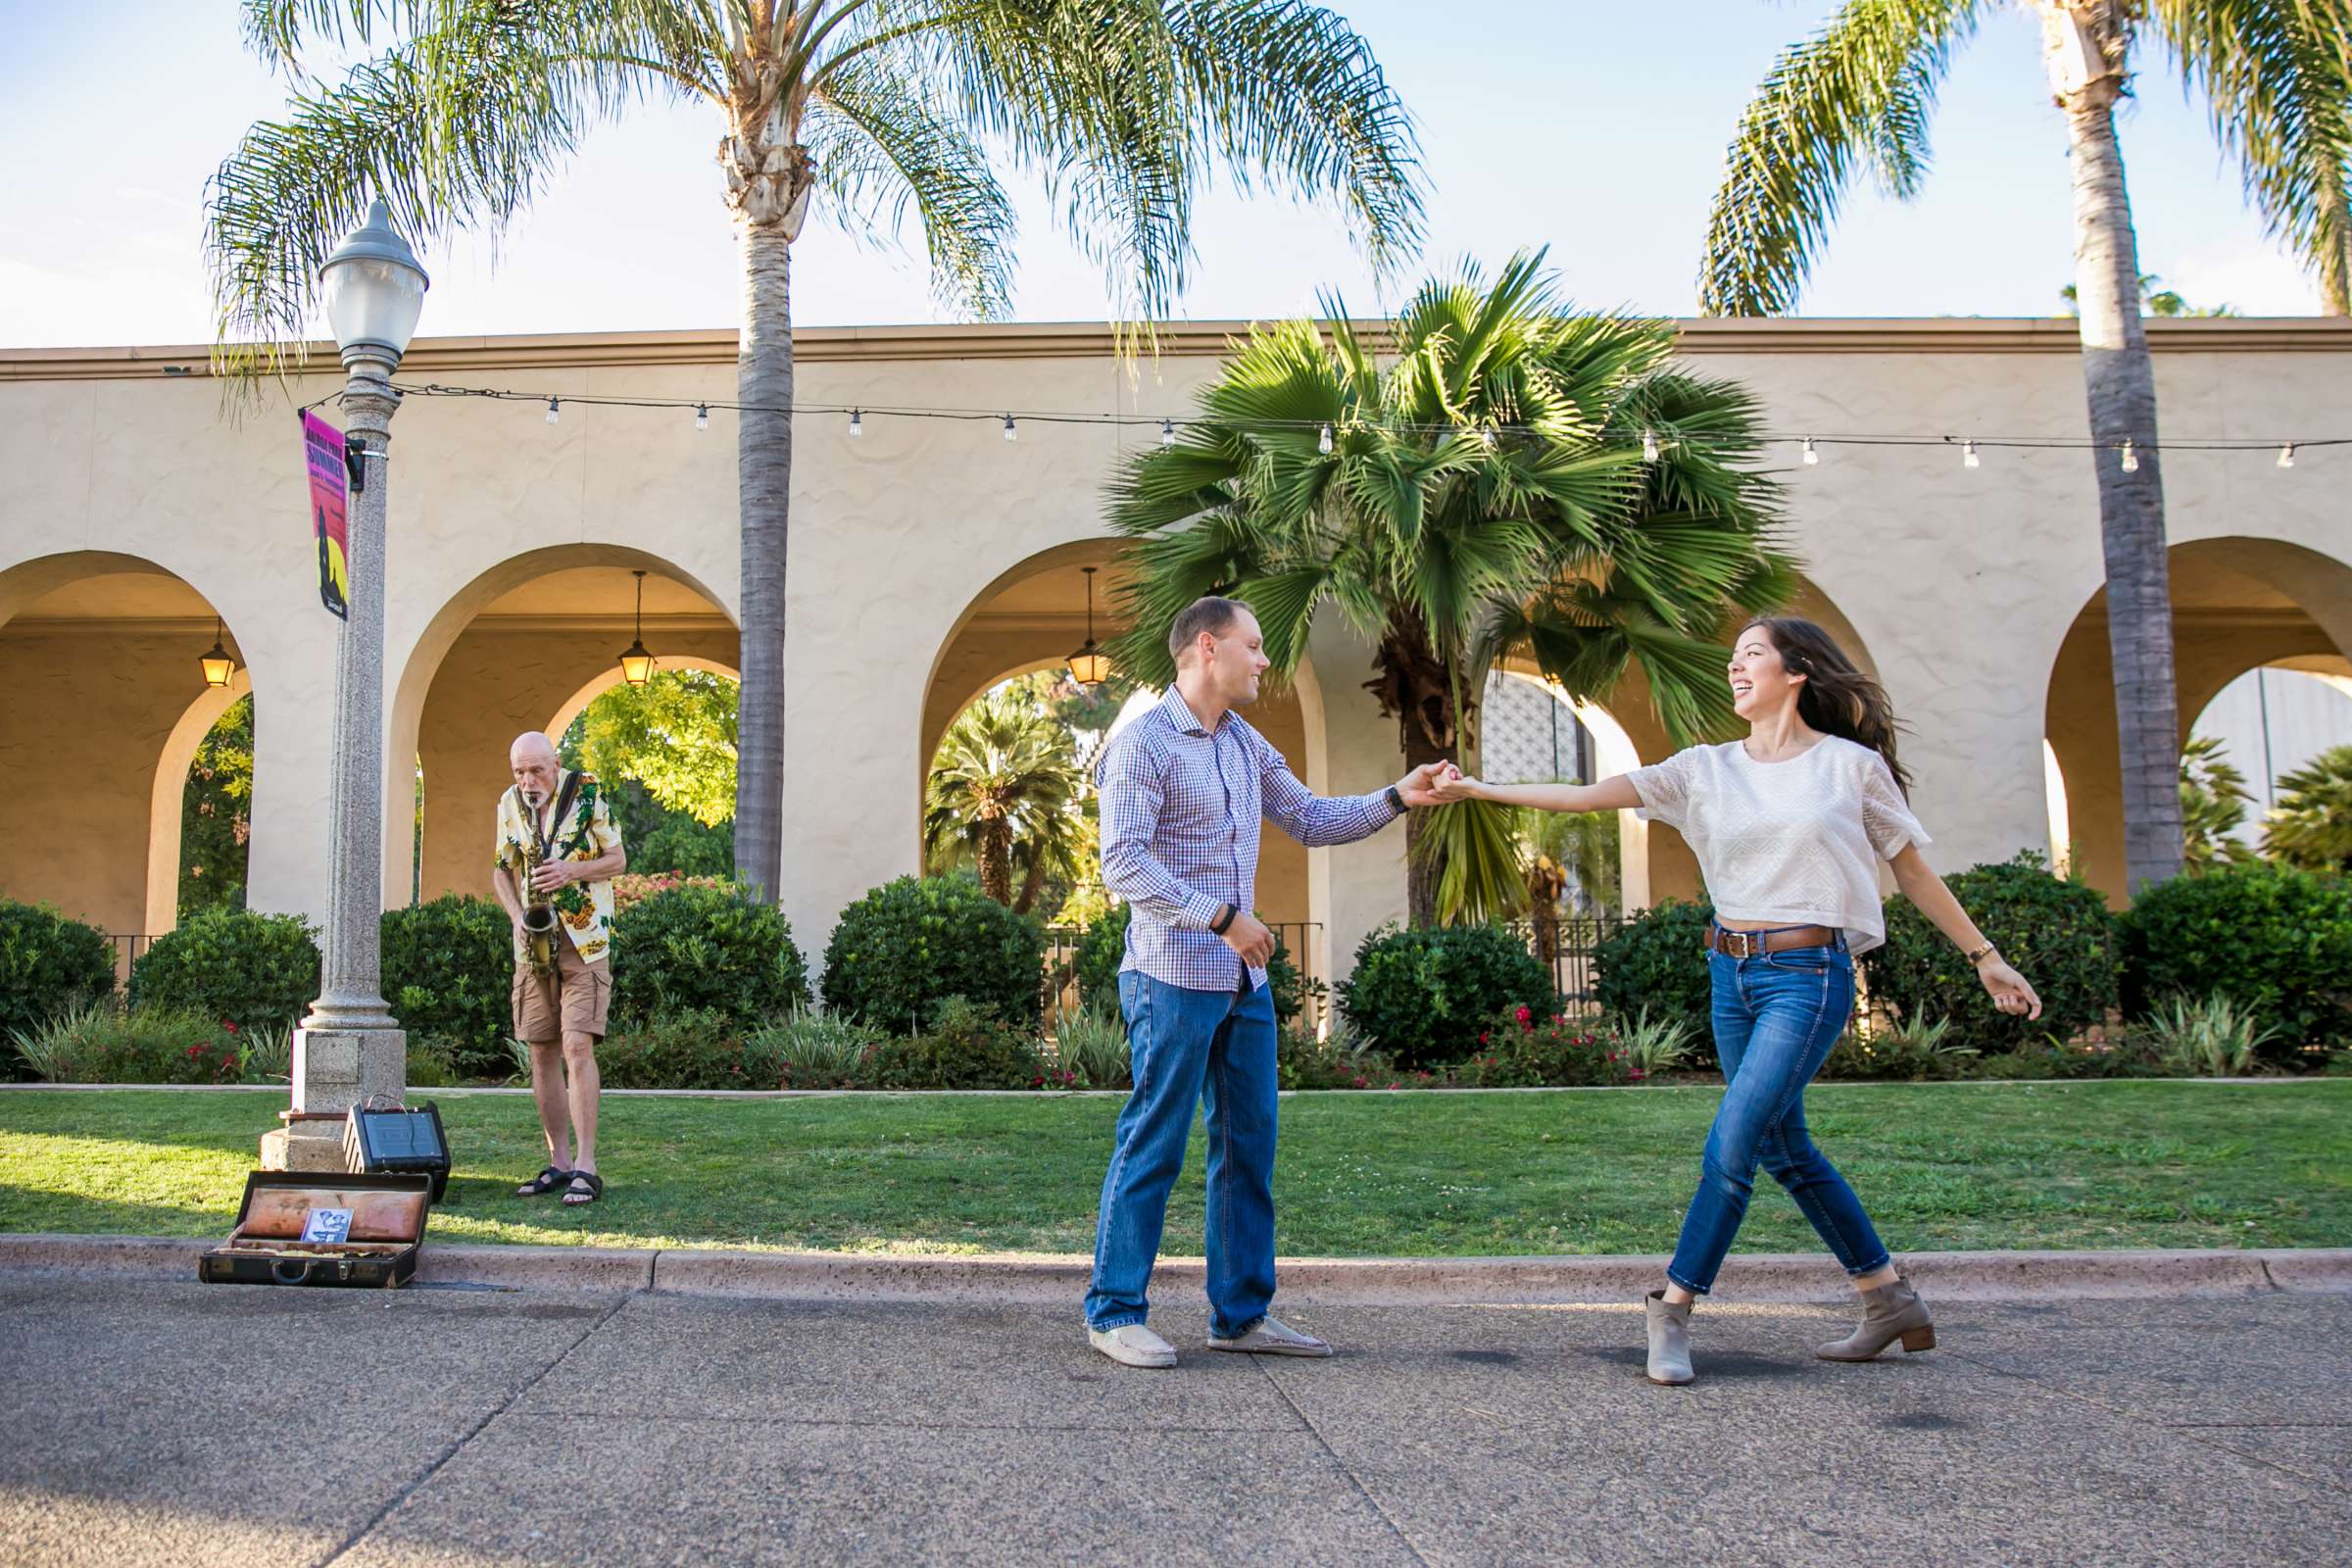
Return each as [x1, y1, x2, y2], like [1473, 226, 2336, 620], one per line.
[1, 1273, 2345, 1565]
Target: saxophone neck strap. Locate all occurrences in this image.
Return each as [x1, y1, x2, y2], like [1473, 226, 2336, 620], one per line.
[529, 770, 585, 858]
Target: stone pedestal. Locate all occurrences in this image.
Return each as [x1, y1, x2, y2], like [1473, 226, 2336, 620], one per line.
[258, 1027, 406, 1169]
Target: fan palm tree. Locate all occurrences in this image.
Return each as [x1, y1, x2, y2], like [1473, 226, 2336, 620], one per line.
[2263, 742, 2352, 871]
[1700, 0, 2352, 897]
[924, 688, 1083, 906]
[206, 1, 1424, 905]
[2179, 733, 2258, 870]
[1107, 252, 1793, 924]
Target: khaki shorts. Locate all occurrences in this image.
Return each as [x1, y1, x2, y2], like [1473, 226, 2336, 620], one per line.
[513, 942, 611, 1044]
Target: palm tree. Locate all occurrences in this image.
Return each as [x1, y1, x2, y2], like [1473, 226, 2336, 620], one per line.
[924, 687, 1083, 906]
[2060, 273, 2238, 317]
[206, 1, 1424, 905]
[1699, 0, 2352, 896]
[2179, 733, 2257, 870]
[1107, 252, 1792, 924]
[2263, 743, 2352, 871]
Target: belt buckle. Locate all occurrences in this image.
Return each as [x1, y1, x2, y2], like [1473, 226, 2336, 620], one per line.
[1727, 929, 1759, 958]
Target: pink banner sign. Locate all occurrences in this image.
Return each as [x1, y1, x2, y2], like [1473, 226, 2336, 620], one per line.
[302, 411, 351, 619]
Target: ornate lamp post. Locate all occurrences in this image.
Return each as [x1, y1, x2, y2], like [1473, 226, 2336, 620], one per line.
[270, 199, 428, 1167]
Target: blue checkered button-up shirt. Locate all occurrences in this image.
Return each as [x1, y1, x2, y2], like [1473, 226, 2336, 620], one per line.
[1096, 686, 1402, 993]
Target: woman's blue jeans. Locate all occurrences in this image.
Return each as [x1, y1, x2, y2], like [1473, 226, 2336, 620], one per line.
[1085, 970, 1279, 1340]
[1665, 939, 1892, 1296]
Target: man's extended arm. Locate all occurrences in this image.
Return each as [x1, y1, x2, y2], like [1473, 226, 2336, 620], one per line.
[1259, 743, 1439, 847]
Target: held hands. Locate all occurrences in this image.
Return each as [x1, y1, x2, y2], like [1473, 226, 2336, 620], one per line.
[1428, 761, 1482, 805]
[1218, 908, 1278, 967]
[1394, 762, 1452, 808]
[1978, 955, 2042, 1020]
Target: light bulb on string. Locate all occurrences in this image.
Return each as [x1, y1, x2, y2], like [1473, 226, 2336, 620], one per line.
[1002, 414, 1017, 442]
[2278, 443, 2295, 468]
[694, 404, 709, 432]
[1802, 436, 1818, 466]
[1641, 429, 1660, 464]
[1317, 423, 1333, 455]
[1963, 439, 1980, 469]
[1160, 418, 1176, 449]
[2120, 438, 2138, 473]
[849, 409, 862, 437]
[545, 397, 561, 425]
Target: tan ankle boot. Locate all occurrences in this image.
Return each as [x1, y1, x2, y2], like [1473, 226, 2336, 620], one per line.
[1645, 1291, 1693, 1385]
[1816, 1277, 1936, 1361]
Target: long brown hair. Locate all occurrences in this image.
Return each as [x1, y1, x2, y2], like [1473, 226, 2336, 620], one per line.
[1742, 617, 1911, 796]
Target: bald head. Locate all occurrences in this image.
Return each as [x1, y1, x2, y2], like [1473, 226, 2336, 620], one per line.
[510, 732, 561, 804]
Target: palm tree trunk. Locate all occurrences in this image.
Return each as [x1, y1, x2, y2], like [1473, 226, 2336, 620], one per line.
[1012, 852, 1048, 915]
[980, 820, 1013, 905]
[1371, 625, 1463, 927]
[2048, 7, 2185, 893]
[731, 220, 792, 904]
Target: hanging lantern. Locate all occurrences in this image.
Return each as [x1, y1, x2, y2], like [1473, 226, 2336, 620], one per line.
[618, 569, 656, 686]
[1066, 566, 1112, 685]
[199, 617, 235, 689]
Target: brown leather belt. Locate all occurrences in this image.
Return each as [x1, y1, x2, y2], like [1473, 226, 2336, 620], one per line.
[1705, 923, 1840, 957]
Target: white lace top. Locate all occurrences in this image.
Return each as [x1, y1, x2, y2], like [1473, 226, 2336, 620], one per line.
[1625, 736, 1930, 954]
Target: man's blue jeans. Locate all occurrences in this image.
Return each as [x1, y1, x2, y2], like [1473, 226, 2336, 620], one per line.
[1666, 939, 1892, 1296]
[1086, 969, 1279, 1339]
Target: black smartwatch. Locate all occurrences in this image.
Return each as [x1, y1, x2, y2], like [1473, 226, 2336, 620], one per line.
[1209, 904, 1238, 935]
[1385, 784, 1406, 812]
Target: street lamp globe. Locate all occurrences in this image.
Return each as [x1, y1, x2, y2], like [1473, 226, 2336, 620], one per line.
[319, 199, 430, 363]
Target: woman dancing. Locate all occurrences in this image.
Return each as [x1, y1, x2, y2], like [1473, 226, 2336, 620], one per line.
[1433, 617, 2040, 1385]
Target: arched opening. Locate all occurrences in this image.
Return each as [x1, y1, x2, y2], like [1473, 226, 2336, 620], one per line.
[394, 551, 739, 905]
[2185, 662, 2352, 858]
[920, 540, 1331, 1002]
[555, 664, 744, 879]
[0, 553, 249, 956]
[2044, 537, 2352, 902]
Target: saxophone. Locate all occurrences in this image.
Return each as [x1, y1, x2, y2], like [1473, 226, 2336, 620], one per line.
[519, 794, 561, 976]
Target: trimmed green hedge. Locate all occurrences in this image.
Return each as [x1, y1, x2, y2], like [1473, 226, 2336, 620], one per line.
[381, 895, 514, 1077]
[0, 902, 117, 1075]
[2122, 862, 2352, 1054]
[1592, 900, 1715, 1065]
[1864, 853, 2119, 1055]
[1337, 923, 1552, 1070]
[821, 875, 1046, 1032]
[611, 882, 808, 1031]
[127, 908, 320, 1035]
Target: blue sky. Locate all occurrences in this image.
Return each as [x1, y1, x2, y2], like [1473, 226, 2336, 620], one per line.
[0, 1, 2325, 348]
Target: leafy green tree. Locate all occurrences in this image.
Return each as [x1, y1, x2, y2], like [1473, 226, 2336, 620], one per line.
[564, 670, 740, 827]
[1106, 251, 1789, 924]
[924, 686, 1084, 909]
[206, 0, 1425, 906]
[179, 696, 254, 918]
[1699, 0, 2352, 894]
[2264, 743, 2352, 872]
[2180, 733, 2257, 871]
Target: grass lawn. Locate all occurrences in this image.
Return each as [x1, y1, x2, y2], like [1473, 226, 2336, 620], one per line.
[1, 1081, 2344, 1257]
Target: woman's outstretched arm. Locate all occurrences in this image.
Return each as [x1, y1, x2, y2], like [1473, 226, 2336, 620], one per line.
[1429, 768, 1642, 813]
[1887, 846, 2043, 1018]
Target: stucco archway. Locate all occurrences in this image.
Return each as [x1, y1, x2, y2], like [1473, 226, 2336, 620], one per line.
[393, 550, 739, 905]
[0, 553, 251, 942]
[2045, 537, 2352, 903]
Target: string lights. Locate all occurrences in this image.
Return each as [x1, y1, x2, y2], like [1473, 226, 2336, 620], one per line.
[372, 379, 2344, 466]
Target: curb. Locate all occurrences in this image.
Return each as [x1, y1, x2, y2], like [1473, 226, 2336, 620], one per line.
[2, 1235, 2344, 1305]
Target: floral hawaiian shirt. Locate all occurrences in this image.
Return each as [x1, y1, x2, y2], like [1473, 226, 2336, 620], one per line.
[494, 771, 623, 964]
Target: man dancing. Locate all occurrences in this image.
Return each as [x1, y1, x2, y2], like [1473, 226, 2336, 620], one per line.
[1086, 597, 1442, 1368]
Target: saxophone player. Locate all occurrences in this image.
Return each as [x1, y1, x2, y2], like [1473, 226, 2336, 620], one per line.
[493, 731, 627, 1206]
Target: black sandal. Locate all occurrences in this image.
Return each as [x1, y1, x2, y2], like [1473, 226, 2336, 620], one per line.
[517, 1165, 571, 1198]
[562, 1171, 605, 1206]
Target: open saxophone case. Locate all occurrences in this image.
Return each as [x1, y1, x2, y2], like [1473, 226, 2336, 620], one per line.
[199, 1171, 432, 1289]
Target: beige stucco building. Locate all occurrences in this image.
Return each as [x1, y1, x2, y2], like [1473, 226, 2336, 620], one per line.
[4, 318, 2348, 992]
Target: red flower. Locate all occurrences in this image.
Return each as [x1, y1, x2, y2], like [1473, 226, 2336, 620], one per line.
[1514, 1005, 1532, 1023]
[223, 1021, 239, 1034]
[1478, 1032, 1490, 1045]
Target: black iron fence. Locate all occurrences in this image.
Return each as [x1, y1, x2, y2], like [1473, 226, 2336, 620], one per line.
[108, 935, 156, 991]
[1507, 911, 1635, 1006]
